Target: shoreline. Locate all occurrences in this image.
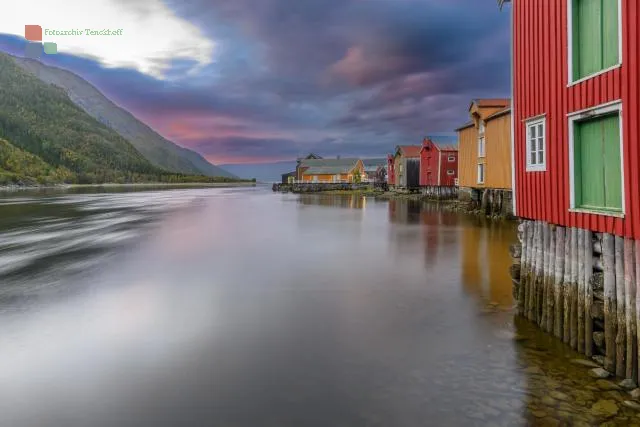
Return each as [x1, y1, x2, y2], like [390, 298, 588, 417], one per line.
[0, 182, 257, 191]
[290, 188, 516, 221]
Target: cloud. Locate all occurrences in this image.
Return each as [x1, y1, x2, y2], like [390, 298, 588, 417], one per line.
[1, 0, 214, 79]
[0, 0, 512, 164]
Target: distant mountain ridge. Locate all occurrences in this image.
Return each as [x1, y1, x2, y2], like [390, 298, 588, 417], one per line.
[0, 53, 242, 185]
[11, 54, 235, 178]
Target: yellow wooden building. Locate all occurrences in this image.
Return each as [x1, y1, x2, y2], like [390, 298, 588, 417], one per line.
[299, 158, 365, 183]
[456, 99, 513, 215]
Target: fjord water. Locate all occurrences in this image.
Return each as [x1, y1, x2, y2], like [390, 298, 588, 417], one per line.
[0, 187, 637, 426]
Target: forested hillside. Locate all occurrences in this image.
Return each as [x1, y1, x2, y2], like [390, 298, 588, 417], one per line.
[13, 55, 235, 178]
[0, 54, 241, 185]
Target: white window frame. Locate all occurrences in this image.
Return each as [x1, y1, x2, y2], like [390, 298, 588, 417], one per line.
[448, 156, 456, 162]
[447, 170, 455, 176]
[525, 116, 547, 172]
[568, 100, 625, 217]
[567, 0, 623, 86]
[478, 136, 486, 158]
[477, 163, 485, 184]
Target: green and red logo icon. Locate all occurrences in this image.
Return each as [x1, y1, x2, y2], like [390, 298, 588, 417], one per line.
[24, 25, 57, 57]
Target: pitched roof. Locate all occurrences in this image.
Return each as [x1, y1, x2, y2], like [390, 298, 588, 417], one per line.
[300, 158, 360, 175]
[297, 153, 323, 162]
[424, 135, 458, 151]
[455, 121, 474, 132]
[299, 157, 360, 168]
[485, 107, 511, 121]
[362, 158, 387, 171]
[471, 98, 510, 109]
[395, 145, 421, 158]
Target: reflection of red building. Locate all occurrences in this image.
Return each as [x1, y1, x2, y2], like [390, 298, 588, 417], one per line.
[387, 154, 396, 186]
[419, 136, 459, 187]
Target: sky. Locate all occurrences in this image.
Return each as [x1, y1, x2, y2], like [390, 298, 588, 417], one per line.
[0, 0, 511, 165]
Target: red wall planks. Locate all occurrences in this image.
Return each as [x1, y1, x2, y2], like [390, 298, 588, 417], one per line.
[513, 0, 640, 239]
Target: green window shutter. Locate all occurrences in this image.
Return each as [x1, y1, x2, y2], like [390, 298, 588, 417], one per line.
[575, 0, 603, 80]
[576, 119, 605, 209]
[602, 0, 619, 69]
[574, 113, 622, 212]
[602, 114, 622, 210]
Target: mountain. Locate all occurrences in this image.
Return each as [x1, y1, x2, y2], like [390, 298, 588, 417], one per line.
[220, 161, 297, 183]
[0, 53, 241, 185]
[11, 54, 235, 178]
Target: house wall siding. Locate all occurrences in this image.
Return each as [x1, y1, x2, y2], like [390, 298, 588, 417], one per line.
[458, 126, 479, 188]
[485, 113, 513, 189]
[513, 0, 640, 238]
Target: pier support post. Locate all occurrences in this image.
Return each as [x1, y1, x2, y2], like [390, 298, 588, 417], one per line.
[554, 226, 565, 340]
[570, 227, 579, 351]
[578, 229, 585, 353]
[616, 236, 626, 378]
[542, 223, 550, 330]
[624, 238, 636, 380]
[546, 225, 556, 333]
[603, 233, 616, 373]
[585, 230, 593, 357]
[563, 228, 572, 345]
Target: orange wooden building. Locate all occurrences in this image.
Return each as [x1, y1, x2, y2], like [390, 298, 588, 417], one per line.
[456, 99, 513, 215]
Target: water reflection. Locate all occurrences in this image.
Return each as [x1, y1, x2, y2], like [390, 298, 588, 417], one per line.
[0, 189, 638, 426]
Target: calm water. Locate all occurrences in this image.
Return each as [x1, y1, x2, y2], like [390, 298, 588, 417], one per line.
[0, 187, 638, 426]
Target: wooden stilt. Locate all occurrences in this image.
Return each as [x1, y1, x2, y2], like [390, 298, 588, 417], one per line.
[603, 233, 616, 373]
[554, 226, 565, 340]
[537, 222, 546, 325]
[542, 223, 550, 330]
[578, 229, 585, 353]
[624, 238, 636, 380]
[585, 230, 593, 357]
[530, 222, 541, 322]
[563, 228, 572, 345]
[547, 226, 556, 334]
[615, 236, 626, 378]
[570, 227, 579, 351]
[527, 222, 537, 321]
[518, 222, 528, 315]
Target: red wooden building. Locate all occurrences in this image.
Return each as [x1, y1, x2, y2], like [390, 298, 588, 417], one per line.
[507, 0, 640, 239]
[387, 154, 396, 186]
[419, 136, 459, 187]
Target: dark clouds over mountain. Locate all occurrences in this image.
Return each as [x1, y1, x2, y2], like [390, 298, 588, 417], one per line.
[0, 0, 510, 164]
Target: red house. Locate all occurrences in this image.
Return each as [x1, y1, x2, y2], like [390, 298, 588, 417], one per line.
[387, 154, 396, 186]
[508, 0, 640, 238]
[503, 0, 640, 375]
[419, 136, 459, 187]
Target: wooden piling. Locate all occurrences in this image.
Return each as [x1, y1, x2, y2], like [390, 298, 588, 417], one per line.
[585, 230, 593, 357]
[531, 222, 542, 323]
[546, 226, 556, 333]
[517, 222, 528, 315]
[570, 227, 579, 351]
[616, 236, 626, 378]
[624, 238, 636, 380]
[541, 223, 550, 330]
[577, 229, 585, 353]
[603, 233, 616, 373]
[535, 222, 544, 325]
[554, 226, 565, 340]
[563, 228, 572, 345]
[527, 222, 536, 321]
